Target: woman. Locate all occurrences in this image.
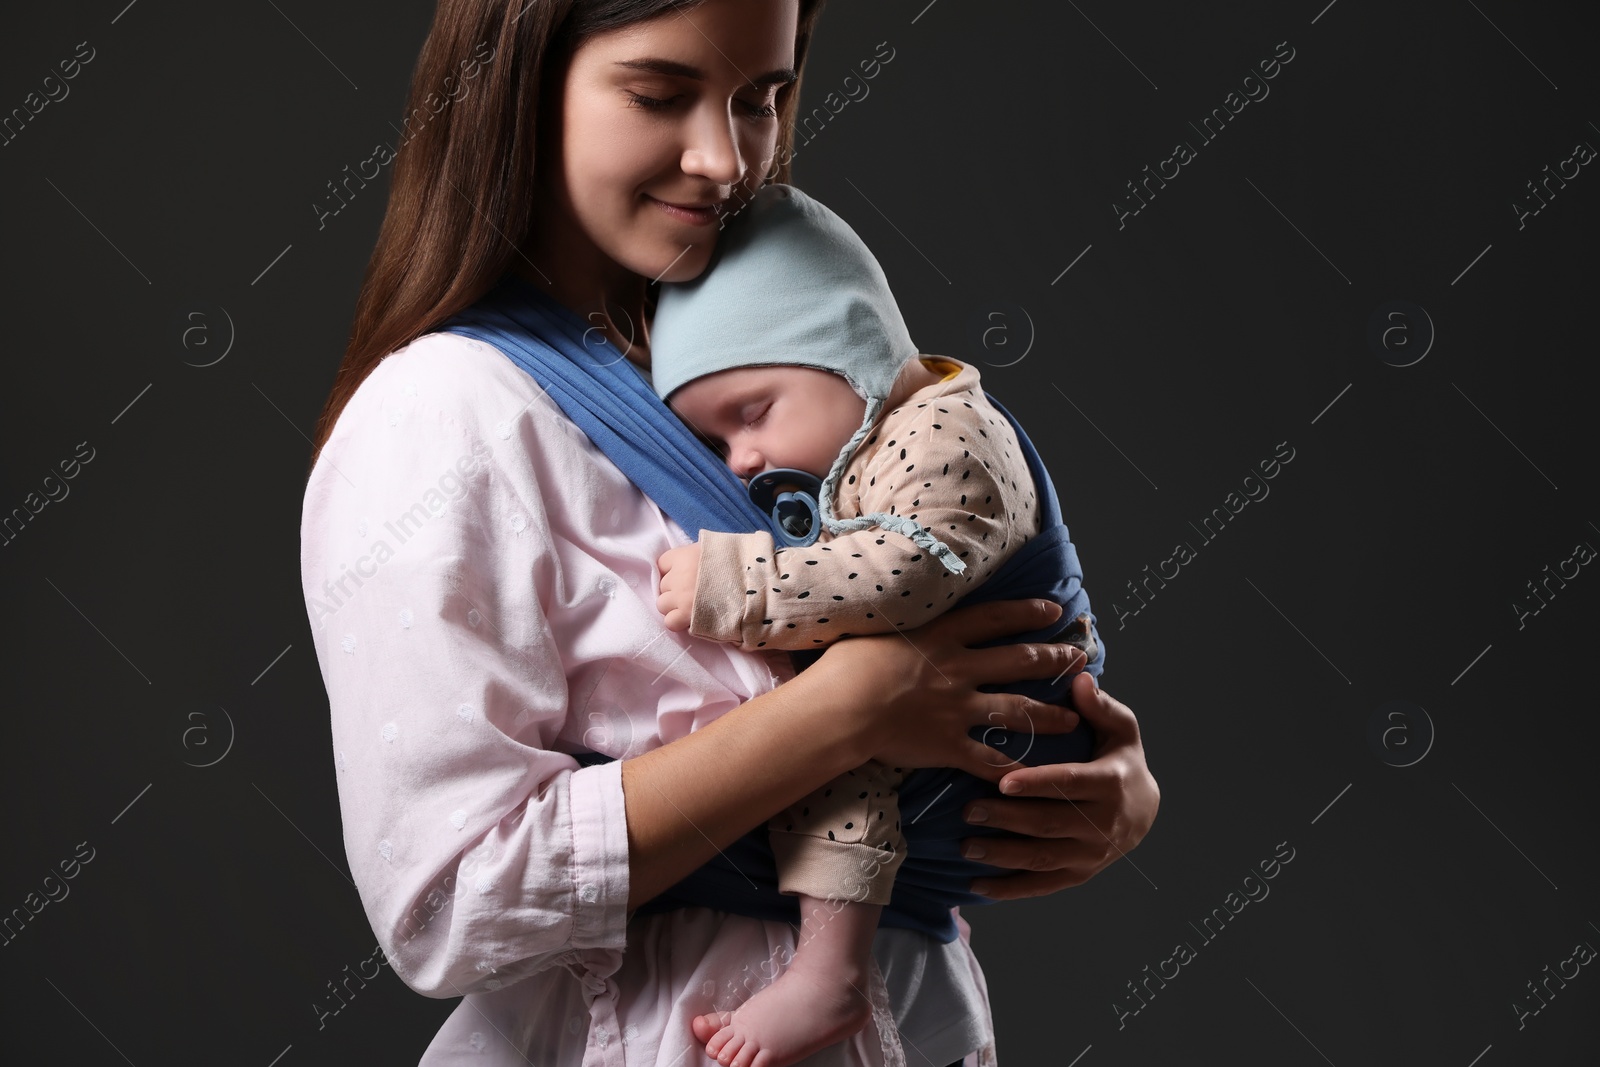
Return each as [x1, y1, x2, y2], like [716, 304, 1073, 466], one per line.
[300, 2, 1159, 1064]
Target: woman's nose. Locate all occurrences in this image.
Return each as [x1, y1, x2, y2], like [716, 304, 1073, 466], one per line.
[681, 107, 745, 186]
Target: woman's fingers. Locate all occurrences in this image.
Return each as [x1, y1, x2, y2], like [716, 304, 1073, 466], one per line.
[965, 636, 1084, 689]
[1001, 746, 1113, 797]
[956, 676, 1160, 899]
[960, 798, 1125, 897]
[960, 697, 1090, 799]
[1069, 673, 1139, 746]
[974, 695, 1080, 739]
[959, 811, 1118, 899]
[935, 597, 1063, 648]
[963, 794, 1090, 838]
[956, 738, 1021, 783]
[994, 677, 1136, 796]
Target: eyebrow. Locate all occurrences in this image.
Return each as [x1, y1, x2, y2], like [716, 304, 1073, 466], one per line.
[614, 57, 798, 89]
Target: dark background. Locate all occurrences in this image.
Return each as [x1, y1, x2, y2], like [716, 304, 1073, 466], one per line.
[3, 1, 1596, 1063]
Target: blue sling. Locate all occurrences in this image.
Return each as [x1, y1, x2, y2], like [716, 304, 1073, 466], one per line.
[442, 274, 1105, 944]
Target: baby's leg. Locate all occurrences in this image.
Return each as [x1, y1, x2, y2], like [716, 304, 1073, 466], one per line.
[693, 761, 909, 1067]
[692, 893, 882, 1067]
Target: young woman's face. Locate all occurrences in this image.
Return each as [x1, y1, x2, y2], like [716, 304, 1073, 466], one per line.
[542, 0, 800, 287]
[669, 365, 867, 482]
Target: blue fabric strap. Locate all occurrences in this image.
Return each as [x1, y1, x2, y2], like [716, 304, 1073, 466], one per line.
[442, 274, 1104, 944]
[442, 274, 772, 541]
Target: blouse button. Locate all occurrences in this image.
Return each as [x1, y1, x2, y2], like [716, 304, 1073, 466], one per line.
[578, 882, 599, 903]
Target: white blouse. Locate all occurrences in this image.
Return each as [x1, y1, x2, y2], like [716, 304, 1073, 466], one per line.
[299, 332, 996, 1066]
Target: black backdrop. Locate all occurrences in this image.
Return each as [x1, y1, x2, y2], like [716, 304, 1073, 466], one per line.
[3, 1, 1597, 1063]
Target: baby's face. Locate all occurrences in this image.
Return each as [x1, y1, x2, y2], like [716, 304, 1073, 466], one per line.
[669, 365, 866, 482]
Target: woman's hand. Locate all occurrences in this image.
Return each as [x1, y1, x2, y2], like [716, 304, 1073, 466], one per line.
[961, 671, 1159, 899]
[807, 598, 1087, 785]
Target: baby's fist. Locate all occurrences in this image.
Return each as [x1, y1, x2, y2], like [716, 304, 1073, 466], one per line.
[656, 542, 703, 633]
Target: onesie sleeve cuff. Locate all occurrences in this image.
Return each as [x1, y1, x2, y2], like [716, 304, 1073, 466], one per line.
[691, 529, 774, 646]
[567, 758, 631, 952]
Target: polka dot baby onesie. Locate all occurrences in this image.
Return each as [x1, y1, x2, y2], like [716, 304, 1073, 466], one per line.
[687, 355, 1043, 904]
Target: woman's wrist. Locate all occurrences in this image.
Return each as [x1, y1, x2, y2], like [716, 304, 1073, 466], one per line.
[778, 654, 879, 765]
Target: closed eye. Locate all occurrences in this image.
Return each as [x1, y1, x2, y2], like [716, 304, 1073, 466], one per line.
[626, 91, 678, 111]
[626, 90, 777, 120]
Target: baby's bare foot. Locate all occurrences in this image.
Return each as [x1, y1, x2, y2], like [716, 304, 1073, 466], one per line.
[691, 952, 873, 1067]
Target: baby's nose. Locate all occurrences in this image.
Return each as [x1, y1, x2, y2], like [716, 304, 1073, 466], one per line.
[731, 449, 765, 479]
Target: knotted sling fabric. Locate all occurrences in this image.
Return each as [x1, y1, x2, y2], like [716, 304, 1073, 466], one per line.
[442, 274, 1105, 944]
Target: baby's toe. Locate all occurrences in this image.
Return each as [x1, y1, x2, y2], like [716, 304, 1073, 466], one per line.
[693, 1012, 728, 1045]
[705, 1021, 737, 1058]
[716, 1032, 747, 1066]
[731, 1037, 765, 1067]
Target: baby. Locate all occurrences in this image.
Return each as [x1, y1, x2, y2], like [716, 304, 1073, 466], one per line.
[650, 184, 1096, 1067]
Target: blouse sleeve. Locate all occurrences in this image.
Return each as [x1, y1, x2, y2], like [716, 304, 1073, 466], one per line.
[299, 341, 630, 999]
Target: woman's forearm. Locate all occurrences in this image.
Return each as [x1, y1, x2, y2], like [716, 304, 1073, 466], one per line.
[620, 598, 1083, 910]
[620, 667, 867, 911]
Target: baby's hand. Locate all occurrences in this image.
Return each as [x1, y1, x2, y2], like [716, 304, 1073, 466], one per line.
[656, 542, 703, 633]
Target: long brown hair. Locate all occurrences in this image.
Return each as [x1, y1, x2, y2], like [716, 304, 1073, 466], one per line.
[309, 0, 827, 463]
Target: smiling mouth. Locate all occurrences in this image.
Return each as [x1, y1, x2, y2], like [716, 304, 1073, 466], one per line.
[648, 196, 723, 226]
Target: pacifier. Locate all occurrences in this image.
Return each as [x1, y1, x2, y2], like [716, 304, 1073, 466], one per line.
[747, 468, 824, 547]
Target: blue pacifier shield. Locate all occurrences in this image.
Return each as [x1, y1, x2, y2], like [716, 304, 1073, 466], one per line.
[747, 468, 824, 547]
